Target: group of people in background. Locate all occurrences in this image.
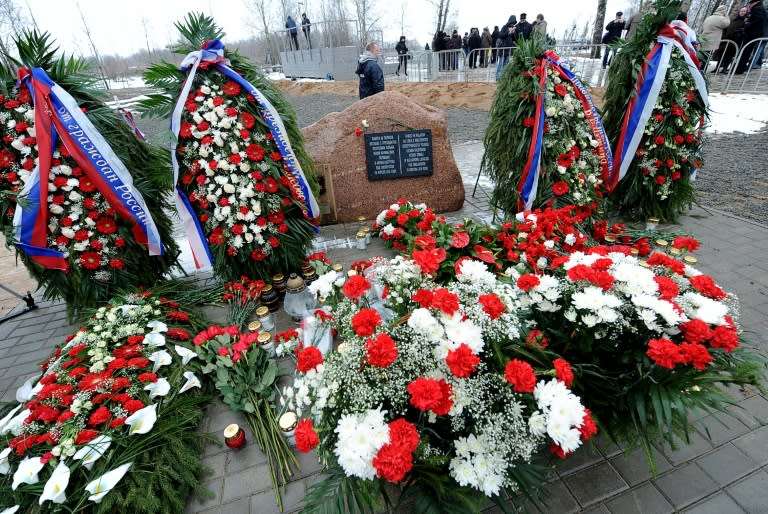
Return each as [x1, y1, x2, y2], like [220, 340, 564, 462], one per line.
[702, 0, 767, 74]
[285, 14, 312, 50]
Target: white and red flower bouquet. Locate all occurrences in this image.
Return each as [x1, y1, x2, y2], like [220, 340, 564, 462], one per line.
[0, 292, 211, 512]
[141, 14, 320, 281]
[282, 256, 597, 510]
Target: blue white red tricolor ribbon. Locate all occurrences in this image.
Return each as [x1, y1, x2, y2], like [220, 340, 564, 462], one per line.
[608, 20, 709, 191]
[170, 39, 320, 270]
[13, 68, 163, 270]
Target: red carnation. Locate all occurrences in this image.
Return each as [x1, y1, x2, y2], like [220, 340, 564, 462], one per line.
[294, 418, 320, 452]
[296, 346, 324, 373]
[516, 274, 540, 292]
[504, 359, 536, 393]
[709, 325, 739, 352]
[555, 83, 568, 97]
[124, 399, 144, 414]
[167, 328, 191, 341]
[412, 247, 446, 275]
[343, 274, 372, 299]
[553, 358, 574, 387]
[478, 293, 505, 320]
[87, 406, 112, 426]
[407, 377, 453, 415]
[654, 275, 679, 300]
[137, 372, 158, 383]
[75, 429, 100, 445]
[373, 444, 413, 482]
[579, 408, 598, 441]
[223, 81, 241, 95]
[680, 342, 713, 370]
[445, 343, 480, 378]
[688, 275, 727, 300]
[351, 308, 382, 337]
[431, 288, 459, 316]
[646, 338, 684, 369]
[365, 333, 398, 368]
[388, 418, 419, 452]
[654, 135, 666, 145]
[680, 319, 713, 345]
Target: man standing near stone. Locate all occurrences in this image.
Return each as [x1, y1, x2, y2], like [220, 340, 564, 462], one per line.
[286, 16, 300, 50]
[301, 13, 312, 49]
[356, 42, 385, 100]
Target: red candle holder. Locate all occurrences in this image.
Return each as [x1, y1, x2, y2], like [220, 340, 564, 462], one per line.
[224, 423, 246, 449]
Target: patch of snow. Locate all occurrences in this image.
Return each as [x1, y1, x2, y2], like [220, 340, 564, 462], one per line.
[706, 93, 768, 134]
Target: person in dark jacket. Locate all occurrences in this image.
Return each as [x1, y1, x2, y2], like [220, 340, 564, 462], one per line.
[718, 7, 748, 73]
[740, 0, 768, 71]
[516, 13, 533, 41]
[285, 16, 300, 50]
[356, 42, 384, 100]
[449, 30, 463, 70]
[301, 13, 312, 49]
[468, 28, 482, 68]
[602, 12, 625, 68]
[480, 27, 493, 67]
[490, 25, 500, 63]
[496, 15, 517, 80]
[395, 36, 409, 76]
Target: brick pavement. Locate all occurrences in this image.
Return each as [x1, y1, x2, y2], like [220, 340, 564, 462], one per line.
[1, 141, 766, 513]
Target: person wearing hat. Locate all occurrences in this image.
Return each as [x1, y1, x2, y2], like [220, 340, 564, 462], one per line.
[700, 5, 730, 70]
[602, 11, 625, 68]
[736, 0, 768, 73]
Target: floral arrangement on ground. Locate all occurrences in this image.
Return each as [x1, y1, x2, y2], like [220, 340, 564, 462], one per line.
[284, 255, 597, 511]
[0, 291, 213, 513]
[140, 13, 319, 281]
[0, 32, 179, 317]
[369, 199, 765, 462]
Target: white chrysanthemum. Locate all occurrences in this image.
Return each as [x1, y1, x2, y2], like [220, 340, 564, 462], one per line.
[381, 224, 395, 236]
[572, 286, 621, 311]
[533, 379, 569, 409]
[449, 457, 477, 487]
[308, 270, 339, 299]
[457, 260, 496, 289]
[682, 292, 728, 325]
[632, 294, 683, 327]
[407, 308, 443, 339]
[528, 411, 547, 437]
[443, 315, 484, 354]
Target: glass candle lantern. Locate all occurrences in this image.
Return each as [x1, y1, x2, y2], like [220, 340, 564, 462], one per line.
[224, 423, 246, 449]
[363, 226, 371, 245]
[646, 217, 660, 232]
[247, 319, 262, 333]
[257, 331, 274, 356]
[260, 284, 280, 312]
[284, 273, 314, 322]
[255, 305, 275, 332]
[278, 412, 298, 446]
[356, 231, 367, 250]
[272, 273, 287, 301]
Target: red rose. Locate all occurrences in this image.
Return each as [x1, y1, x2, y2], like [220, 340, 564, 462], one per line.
[553, 358, 574, 387]
[296, 346, 324, 373]
[88, 406, 112, 426]
[516, 274, 540, 292]
[478, 293, 505, 320]
[373, 444, 413, 482]
[351, 308, 382, 337]
[294, 418, 320, 452]
[407, 377, 453, 415]
[445, 343, 480, 378]
[646, 338, 684, 369]
[654, 135, 666, 145]
[365, 333, 398, 368]
[343, 274, 372, 299]
[655, 175, 666, 185]
[504, 359, 536, 393]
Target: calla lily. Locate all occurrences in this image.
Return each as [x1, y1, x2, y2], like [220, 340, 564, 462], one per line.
[0, 405, 22, 434]
[39, 461, 70, 504]
[174, 345, 197, 365]
[2, 409, 31, 436]
[146, 320, 168, 332]
[0, 447, 12, 475]
[84, 462, 132, 503]
[15, 376, 40, 403]
[125, 404, 157, 435]
[148, 349, 172, 372]
[0, 505, 20, 514]
[11, 456, 44, 490]
[179, 371, 201, 394]
[73, 435, 112, 470]
[144, 377, 171, 398]
[143, 332, 166, 347]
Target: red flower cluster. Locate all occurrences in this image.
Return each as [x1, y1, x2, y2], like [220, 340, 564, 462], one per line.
[478, 293, 505, 320]
[372, 418, 420, 482]
[407, 377, 453, 416]
[296, 345, 324, 373]
[351, 308, 382, 337]
[412, 247, 447, 275]
[445, 343, 480, 378]
[343, 274, 372, 299]
[553, 358, 574, 387]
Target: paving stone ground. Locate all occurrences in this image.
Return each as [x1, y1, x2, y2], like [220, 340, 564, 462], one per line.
[1, 141, 766, 513]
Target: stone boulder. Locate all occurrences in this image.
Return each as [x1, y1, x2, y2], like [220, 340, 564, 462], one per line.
[301, 90, 465, 224]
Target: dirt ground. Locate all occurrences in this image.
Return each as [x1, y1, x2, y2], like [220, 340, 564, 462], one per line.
[273, 80, 606, 111]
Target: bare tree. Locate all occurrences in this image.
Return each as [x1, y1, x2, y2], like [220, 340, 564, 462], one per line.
[141, 17, 154, 59]
[430, 0, 451, 38]
[244, 0, 280, 64]
[0, 0, 29, 68]
[590, 0, 608, 59]
[350, 0, 382, 46]
[74, 0, 109, 88]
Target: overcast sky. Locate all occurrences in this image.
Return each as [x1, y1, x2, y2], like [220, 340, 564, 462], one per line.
[26, 0, 633, 57]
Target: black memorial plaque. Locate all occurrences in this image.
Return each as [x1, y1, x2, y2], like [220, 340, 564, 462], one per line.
[364, 129, 433, 181]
